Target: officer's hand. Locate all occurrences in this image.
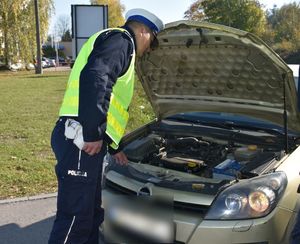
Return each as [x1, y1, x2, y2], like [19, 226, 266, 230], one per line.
[83, 140, 103, 155]
[113, 151, 129, 166]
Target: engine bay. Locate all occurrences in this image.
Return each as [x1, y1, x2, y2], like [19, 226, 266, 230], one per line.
[123, 132, 285, 181]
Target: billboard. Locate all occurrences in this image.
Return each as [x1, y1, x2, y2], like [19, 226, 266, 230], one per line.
[71, 5, 108, 59]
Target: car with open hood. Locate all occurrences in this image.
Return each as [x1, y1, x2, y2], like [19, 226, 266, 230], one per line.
[102, 20, 300, 244]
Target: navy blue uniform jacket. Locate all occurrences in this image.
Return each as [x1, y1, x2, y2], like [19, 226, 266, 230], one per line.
[78, 26, 136, 149]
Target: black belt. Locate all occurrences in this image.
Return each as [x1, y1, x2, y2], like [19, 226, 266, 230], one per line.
[59, 116, 79, 122]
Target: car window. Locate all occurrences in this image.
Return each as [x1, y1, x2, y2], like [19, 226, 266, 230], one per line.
[288, 64, 299, 91]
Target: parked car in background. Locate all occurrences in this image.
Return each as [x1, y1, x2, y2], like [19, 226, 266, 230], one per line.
[26, 63, 35, 70]
[41, 57, 50, 68]
[47, 58, 56, 67]
[9, 60, 24, 71]
[49, 56, 66, 66]
[102, 21, 300, 244]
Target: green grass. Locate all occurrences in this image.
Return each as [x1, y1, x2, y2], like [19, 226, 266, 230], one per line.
[0, 70, 154, 199]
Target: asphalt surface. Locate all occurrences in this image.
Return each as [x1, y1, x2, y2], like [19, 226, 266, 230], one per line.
[45, 66, 70, 72]
[0, 193, 57, 244]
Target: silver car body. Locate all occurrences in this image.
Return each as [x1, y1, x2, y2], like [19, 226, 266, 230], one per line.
[102, 21, 300, 244]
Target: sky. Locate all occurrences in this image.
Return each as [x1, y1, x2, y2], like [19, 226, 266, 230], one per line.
[49, 0, 300, 34]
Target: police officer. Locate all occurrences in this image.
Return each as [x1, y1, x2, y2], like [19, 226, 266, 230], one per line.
[48, 8, 164, 244]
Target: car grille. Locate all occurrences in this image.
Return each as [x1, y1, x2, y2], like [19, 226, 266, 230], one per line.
[105, 179, 210, 214]
[105, 178, 136, 195]
[173, 201, 209, 214]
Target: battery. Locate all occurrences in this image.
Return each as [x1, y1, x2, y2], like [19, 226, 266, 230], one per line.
[213, 159, 242, 180]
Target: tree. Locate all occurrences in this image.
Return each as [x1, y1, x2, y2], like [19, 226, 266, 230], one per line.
[0, 0, 54, 66]
[184, 1, 206, 21]
[90, 0, 125, 27]
[184, 0, 266, 37]
[54, 14, 71, 41]
[42, 45, 65, 58]
[0, 0, 25, 64]
[62, 30, 72, 42]
[266, 2, 300, 50]
[265, 2, 300, 63]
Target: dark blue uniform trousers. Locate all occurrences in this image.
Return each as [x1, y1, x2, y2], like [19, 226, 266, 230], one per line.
[48, 118, 106, 244]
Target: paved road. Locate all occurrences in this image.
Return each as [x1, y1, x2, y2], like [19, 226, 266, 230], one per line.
[0, 194, 57, 244]
[45, 66, 70, 72]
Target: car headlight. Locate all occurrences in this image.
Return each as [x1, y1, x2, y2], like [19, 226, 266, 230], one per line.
[205, 171, 287, 220]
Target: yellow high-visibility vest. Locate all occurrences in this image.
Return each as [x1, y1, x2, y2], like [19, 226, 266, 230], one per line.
[59, 28, 135, 149]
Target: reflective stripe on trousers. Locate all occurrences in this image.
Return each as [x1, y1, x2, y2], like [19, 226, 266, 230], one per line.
[48, 118, 106, 244]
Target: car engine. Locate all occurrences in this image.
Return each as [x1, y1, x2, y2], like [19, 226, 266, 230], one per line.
[123, 133, 284, 180]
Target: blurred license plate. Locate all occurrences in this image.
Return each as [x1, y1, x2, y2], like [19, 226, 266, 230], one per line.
[105, 196, 174, 243]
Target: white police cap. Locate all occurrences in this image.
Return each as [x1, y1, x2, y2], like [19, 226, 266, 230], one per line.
[125, 8, 164, 35]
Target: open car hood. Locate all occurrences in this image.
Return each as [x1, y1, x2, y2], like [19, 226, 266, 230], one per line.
[136, 21, 300, 132]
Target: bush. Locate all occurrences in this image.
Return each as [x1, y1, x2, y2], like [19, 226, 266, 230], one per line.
[42, 45, 65, 59]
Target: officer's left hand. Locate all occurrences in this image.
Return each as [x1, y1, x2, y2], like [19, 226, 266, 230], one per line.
[113, 151, 128, 166]
[83, 140, 103, 155]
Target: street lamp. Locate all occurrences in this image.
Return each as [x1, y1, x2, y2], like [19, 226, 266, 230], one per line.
[34, 0, 42, 74]
[54, 36, 61, 68]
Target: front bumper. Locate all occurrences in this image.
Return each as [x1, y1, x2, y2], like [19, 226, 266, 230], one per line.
[103, 189, 295, 244]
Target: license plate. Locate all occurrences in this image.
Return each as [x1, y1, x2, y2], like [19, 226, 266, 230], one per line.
[105, 196, 174, 243]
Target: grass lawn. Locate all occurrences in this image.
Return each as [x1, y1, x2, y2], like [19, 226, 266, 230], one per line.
[0, 69, 154, 199]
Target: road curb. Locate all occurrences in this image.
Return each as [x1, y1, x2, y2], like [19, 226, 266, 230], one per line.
[0, 193, 57, 205]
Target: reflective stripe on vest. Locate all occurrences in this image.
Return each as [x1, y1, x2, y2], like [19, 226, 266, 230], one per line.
[59, 28, 136, 149]
[106, 51, 135, 149]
